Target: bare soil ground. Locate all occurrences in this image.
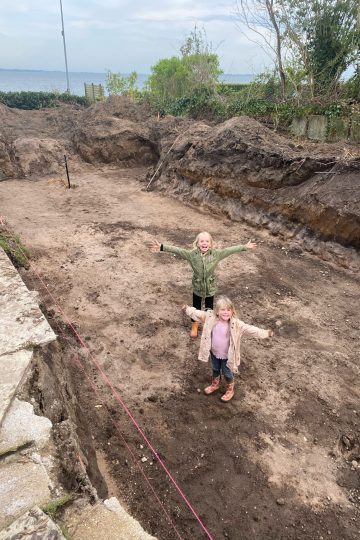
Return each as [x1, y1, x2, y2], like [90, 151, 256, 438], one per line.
[0, 166, 359, 540]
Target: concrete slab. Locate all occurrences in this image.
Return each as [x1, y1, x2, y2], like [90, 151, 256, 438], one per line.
[327, 116, 350, 142]
[350, 113, 360, 143]
[0, 459, 52, 529]
[0, 350, 33, 428]
[0, 398, 52, 455]
[64, 497, 157, 540]
[0, 249, 56, 357]
[290, 117, 307, 137]
[307, 115, 327, 141]
[0, 506, 66, 540]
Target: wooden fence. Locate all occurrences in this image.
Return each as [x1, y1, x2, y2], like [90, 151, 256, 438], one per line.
[84, 83, 105, 103]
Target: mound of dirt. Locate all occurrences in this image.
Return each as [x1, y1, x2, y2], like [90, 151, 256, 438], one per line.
[73, 116, 158, 166]
[14, 137, 70, 176]
[150, 116, 360, 248]
[1, 99, 359, 249]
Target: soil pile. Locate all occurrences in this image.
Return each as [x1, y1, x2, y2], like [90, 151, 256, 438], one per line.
[150, 116, 360, 248]
[0, 97, 359, 248]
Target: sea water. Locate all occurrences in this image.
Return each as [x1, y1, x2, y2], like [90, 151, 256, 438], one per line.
[0, 69, 254, 96]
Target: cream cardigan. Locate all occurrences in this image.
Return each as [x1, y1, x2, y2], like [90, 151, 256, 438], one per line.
[185, 307, 270, 374]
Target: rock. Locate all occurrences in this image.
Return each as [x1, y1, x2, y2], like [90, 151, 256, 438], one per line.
[276, 498, 286, 506]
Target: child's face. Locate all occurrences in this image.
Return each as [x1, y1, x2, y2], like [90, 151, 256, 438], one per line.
[218, 307, 232, 322]
[197, 234, 211, 253]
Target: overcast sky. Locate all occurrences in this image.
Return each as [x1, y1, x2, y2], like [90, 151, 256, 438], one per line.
[0, 0, 272, 74]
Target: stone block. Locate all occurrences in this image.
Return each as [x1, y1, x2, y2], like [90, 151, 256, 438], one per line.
[0, 506, 65, 540]
[0, 249, 56, 356]
[0, 460, 52, 529]
[290, 117, 307, 137]
[0, 399, 52, 455]
[307, 115, 328, 141]
[0, 351, 33, 427]
[327, 117, 350, 142]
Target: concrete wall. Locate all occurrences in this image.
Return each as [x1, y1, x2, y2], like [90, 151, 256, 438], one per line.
[290, 114, 360, 143]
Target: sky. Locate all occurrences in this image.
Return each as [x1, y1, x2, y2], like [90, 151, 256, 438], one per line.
[0, 0, 273, 74]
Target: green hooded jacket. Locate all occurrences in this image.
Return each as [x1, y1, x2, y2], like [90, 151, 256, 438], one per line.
[162, 243, 248, 297]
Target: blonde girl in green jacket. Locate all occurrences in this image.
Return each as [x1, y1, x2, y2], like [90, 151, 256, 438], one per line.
[149, 231, 256, 337]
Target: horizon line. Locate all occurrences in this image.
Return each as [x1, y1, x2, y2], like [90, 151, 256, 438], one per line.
[0, 67, 254, 76]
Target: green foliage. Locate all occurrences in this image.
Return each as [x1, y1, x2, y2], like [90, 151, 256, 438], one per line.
[282, 0, 360, 96]
[0, 225, 30, 269]
[307, 0, 359, 91]
[217, 83, 251, 95]
[105, 70, 139, 98]
[0, 91, 87, 110]
[41, 493, 75, 520]
[344, 70, 360, 99]
[145, 57, 190, 107]
[145, 26, 222, 110]
[167, 87, 227, 119]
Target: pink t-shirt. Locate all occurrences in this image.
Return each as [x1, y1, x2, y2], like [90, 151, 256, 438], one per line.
[211, 321, 230, 359]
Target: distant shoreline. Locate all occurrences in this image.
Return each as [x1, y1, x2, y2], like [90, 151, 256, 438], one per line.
[0, 69, 254, 95]
[0, 67, 254, 77]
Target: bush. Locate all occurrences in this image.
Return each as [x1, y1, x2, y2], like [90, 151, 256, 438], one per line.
[0, 91, 87, 110]
[105, 70, 139, 98]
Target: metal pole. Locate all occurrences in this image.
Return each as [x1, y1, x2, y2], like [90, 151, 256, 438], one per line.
[59, 0, 70, 93]
[64, 155, 71, 188]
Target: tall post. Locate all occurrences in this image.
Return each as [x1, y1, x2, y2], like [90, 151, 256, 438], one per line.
[60, 0, 70, 93]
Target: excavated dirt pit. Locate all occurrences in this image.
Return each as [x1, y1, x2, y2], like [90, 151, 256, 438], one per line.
[0, 165, 359, 539]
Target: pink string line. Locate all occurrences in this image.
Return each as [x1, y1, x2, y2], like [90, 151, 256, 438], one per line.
[25, 257, 214, 540]
[71, 354, 184, 540]
[25, 269, 184, 540]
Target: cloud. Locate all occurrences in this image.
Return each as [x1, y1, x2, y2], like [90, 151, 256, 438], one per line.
[1, 0, 273, 73]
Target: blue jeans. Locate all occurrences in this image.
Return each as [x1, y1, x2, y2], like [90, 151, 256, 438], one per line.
[210, 352, 234, 381]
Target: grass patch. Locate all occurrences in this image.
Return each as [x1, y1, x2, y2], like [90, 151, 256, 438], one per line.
[0, 223, 30, 268]
[41, 493, 75, 520]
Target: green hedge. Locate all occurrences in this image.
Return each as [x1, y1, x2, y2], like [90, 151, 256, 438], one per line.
[0, 91, 88, 110]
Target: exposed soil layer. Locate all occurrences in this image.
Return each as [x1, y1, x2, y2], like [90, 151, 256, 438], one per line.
[1, 97, 359, 248]
[1, 167, 359, 540]
[149, 116, 360, 249]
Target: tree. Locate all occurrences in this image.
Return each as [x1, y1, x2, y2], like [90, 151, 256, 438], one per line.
[145, 26, 222, 109]
[105, 70, 138, 98]
[234, 0, 360, 100]
[281, 0, 360, 97]
[180, 26, 222, 91]
[234, 0, 287, 99]
[145, 57, 190, 106]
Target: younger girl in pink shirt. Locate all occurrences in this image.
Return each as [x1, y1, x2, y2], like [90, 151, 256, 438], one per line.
[182, 296, 273, 402]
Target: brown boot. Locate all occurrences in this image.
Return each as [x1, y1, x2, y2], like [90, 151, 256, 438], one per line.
[204, 376, 221, 395]
[190, 321, 199, 338]
[221, 381, 234, 402]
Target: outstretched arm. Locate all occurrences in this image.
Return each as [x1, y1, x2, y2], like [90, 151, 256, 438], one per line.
[149, 239, 192, 260]
[215, 239, 257, 262]
[182, 304, 207, 323]
[242, 323, 273, 339]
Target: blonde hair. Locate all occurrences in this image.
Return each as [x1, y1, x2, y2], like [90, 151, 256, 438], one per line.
[193, 231, 214, 249]
[214, 296, 237, 318]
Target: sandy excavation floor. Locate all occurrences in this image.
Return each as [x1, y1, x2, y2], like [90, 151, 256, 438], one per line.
[0, 166, 359, 540]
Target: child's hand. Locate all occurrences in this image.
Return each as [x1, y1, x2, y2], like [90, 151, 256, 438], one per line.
[181, 304, 188, 312]
[149, 239, 161, 252]
[246, 240, 257, 250]
[267, 329, 274, 338]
